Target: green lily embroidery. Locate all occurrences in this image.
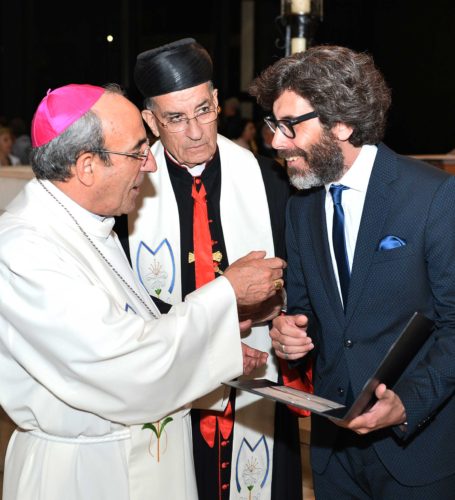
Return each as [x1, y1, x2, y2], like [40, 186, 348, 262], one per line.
[142, 416, 173, 462]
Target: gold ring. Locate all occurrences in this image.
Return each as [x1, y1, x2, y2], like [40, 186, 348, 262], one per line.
[280, 343, 286, 354]
[274, 279, 283, 291]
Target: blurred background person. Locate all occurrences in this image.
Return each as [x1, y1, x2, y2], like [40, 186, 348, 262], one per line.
[0, 127, 20, 166]
[10, 117, 32, 165]
[257, 121, 278, 160]
[218, 95, 242, 138]
[232, 117, 258, 154]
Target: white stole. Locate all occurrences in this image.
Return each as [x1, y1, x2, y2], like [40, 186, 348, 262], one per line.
[128, 136, 279, 499]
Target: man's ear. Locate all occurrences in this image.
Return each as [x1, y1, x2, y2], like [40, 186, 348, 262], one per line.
[142, 109, 160, 138]
[212, 88, 219, 108]
[332, 122, 353, 142]
[74, 152, 96, 186]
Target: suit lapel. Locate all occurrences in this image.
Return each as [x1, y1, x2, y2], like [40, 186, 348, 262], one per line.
[345, 144, 399, 324]
[309, 188, 346, 325]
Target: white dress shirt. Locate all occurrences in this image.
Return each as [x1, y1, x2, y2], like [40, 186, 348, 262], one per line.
[325, 144, 378, 302]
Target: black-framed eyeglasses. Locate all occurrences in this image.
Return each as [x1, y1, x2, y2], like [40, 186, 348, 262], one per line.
[90, 145, 151, 168]
[264, 111, 318, 139]
[152, 106, 220, 133]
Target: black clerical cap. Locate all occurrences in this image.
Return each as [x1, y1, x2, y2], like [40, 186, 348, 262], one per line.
[134, 38, 213, 98]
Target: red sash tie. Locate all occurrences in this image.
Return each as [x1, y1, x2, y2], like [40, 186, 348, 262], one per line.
[279, 357, 313, 417]
[192, 179, 216, 288]
[192, 177, 233, 446]
[199, 401, 234, 448]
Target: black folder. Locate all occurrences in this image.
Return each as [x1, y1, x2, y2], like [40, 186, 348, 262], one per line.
[225, 312, 434, 422]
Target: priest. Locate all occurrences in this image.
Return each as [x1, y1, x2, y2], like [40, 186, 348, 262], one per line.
[0, 83, 285, 500]
[120, 38, 304, 500]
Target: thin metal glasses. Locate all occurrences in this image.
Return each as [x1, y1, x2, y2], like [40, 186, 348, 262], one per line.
[91, 145, 151, 168]
[264, 111, 318, 139]
[152, 106, 220, 133]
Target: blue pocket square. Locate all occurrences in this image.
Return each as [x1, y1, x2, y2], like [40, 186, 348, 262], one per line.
[378, 235, 406, 251]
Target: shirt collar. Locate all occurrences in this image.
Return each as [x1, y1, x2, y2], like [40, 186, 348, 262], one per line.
[325, 144, 377, 194]
[164, 148, 207, 177]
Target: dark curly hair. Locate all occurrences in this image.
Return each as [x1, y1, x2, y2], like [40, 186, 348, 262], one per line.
[249, 45, 391, 147]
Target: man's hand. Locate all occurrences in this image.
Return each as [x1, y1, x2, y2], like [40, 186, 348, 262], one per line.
[335, 384, 406, 434]
[224, 251, 286, 306]
[242, 342, 268, 376]
[270, 314, 314, 361]
[238, 292, 284, 325]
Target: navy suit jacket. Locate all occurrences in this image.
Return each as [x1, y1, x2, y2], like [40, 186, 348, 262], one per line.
[286, 143, 455, 486]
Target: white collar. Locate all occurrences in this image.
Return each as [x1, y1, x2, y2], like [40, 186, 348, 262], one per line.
[164, 149, 207, 177]
[325, 144, 377, 194]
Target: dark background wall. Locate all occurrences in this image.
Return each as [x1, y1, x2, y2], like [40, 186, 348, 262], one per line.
[1, 0, 455, 154]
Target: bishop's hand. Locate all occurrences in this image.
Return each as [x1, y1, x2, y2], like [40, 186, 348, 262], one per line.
[224, 251, 286, 306]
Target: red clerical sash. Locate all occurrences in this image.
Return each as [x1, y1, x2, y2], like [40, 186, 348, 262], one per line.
[192, 177, 233, 446]
[199, 400, 234, 448]
[280, 357, 313, 417]
[192, 179, 215, 288]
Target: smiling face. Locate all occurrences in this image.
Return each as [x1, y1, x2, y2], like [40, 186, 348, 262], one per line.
[90, 93, 157, 216]
[271, 90, 348, 190]
[142, 82, 219, 167]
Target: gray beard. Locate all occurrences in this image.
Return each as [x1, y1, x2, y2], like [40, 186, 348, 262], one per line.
[288, 169, 324, 190]
[279, 128, 346, 191]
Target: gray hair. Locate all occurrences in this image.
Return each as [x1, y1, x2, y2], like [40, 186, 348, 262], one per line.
[249, 46, 391, 147]
[31, 83, 124, 181]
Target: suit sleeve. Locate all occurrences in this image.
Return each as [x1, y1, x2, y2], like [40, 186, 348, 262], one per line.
[285, 198, 318, 372]
[394, 175, 455, 437]
[286, 198, 312, 316]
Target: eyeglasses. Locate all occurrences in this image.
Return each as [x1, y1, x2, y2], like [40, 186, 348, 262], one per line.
[264, 111, 318, 139]
[152, 106, 220, 133]
[91, 145, 151, 168]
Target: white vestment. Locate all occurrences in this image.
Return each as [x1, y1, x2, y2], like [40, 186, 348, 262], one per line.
[128, 136, 279, 499]
[0, 178, 243, 500]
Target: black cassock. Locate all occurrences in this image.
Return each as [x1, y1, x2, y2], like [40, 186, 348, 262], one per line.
[116, 148, 303, 500]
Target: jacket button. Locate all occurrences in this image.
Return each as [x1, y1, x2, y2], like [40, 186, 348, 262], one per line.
[221, 461, 230, 469]
[337, 387, 345, 395]
[344, 339, 353, 348]
[221, 440, 229, 447]
[222, 484, 229, 490]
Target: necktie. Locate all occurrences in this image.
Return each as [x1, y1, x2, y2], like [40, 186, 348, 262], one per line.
[191, 178, 215, 288]
[191, 177, 234, 446]
[330, 184, 350, 307]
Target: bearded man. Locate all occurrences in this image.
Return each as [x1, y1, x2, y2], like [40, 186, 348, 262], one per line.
[250, 45, 455, 499]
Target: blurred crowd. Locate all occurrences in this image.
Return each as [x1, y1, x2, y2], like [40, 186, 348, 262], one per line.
[0, 116, 31, 167]
[217, 96, 281, 164]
